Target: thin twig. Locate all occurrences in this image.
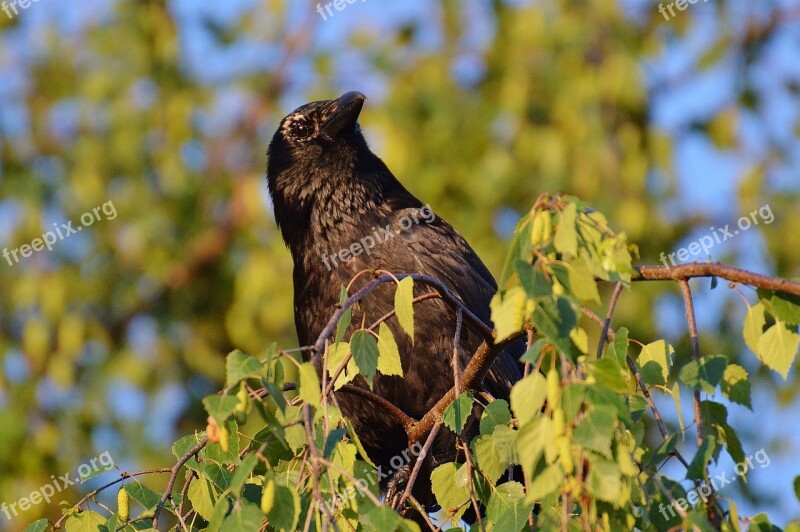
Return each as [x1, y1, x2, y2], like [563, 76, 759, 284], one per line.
[461, 441, 486, 532]
[394, 423, 442, 511]
[153, 438, 208, 528]
[337, 385, 417, 430]
[597, 281, 624, 359]
[678, 280, 721, 527]
[54, 468, 172, 529]
[406, 495, 437, 531]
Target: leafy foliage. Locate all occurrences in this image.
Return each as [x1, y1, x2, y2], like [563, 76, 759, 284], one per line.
[25, 197, 800, 531]
[3, 0, 800, 529]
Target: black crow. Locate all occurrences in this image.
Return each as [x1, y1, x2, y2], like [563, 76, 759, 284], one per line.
[266, 91, 522, 518]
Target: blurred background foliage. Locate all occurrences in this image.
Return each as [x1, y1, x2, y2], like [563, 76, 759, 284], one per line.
[0, 0, 798, 528]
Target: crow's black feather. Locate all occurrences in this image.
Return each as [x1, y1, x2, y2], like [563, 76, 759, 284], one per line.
[266, 92, 523, 516]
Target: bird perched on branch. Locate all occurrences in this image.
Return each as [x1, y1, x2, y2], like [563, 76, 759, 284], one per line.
[266, 91, 522, 520]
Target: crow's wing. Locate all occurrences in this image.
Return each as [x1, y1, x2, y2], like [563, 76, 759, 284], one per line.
[388, 207, 523, 399]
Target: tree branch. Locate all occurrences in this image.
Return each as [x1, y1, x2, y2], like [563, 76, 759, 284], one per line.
[633, 263, 800, 296]
[153, 437, 208, 528]
[408, 330, 527, 445]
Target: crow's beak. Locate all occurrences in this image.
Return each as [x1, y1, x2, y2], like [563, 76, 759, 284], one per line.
[320, 91, 366, 138]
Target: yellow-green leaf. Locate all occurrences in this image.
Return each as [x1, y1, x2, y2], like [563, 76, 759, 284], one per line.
[377, 323, 403, 377]
[298, 362, 321, 407]
[743, 302, 766, 353]
[490, 286, 527, 341]
[756, 320, 800, 379]
[395, 276, 415, 343]
[553, 202, 578, 257]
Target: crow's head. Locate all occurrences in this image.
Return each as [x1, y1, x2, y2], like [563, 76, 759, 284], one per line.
[267, 92, 403, 247]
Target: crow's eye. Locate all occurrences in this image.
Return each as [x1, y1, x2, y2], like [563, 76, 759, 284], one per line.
[289, 119, 313, 140]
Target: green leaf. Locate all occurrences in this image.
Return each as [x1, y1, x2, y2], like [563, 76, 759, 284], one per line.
[24, 520, 51, 532]
[264, 381, 287, 413]
[530, 297, 577, 356]
[573, 405, 616, 458]
[570, 326, 589, 355]
[700, 400, 744, 464]
[671, 382, 686, 433]
[188, 478, 216, 521]
[525, 463, 563, 502]
[553, 202, 578, 257]
[124, 481, 161, 511]
[747, 513, 779, 532]
[637, 339, 671, 386]
[516, 260, 552, 298]
[208, 497, 231, 531]
[343, 417, 376, 468]
[756, 320, 800, 379]
[644, 433, 678, 469]
[78, 460, 115, 484]
[203, 395, 241, 427]
[567, 256, 601, 305]
[220, 502, 264, 532]
[201, 461, 234, 491]
[794, 476, 800, 501]
[442, 392, 473, 435]
[500, 217, 533, 286]
[277, 405, 307, 452]
[172, 432, 206, 468]
[516, 416, 556, 479]
[490, 286, 527, 341]
[486, 481, 533, 531]
[608, 327, 630, 367]
[520, 338, 548, 364]
[327, 342, 356, 390]
[322, 427, 347, 459]
[587, 357, 629, 393]
[561, 383, 587, 423]
[686, 434, 717, 480]
[743, 302, 766, 353]
[471, 425, 517, 483]
[298, 362, 321, 407]
[377, 322, 403, 377]
[265, 485, 300, 532]
[480, 399, 512, 435]
[679, 355, 728, 394]
[64, 511, 106, 532]
[229, 454, 258, 497]
[225, 349, 262, 388]
[431, 462, 470, 523]
[587, 457, 622, 504]
[364, 504, 402, 531]
[330, 441, 358, 483]
[335, 286, 352, 345]
[351, 330, 379, 387]
[721, 364, 752, 408]
[510, 372, 546, 425]
[395, 276, 415, 342]
[766, 291, 800, 325]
